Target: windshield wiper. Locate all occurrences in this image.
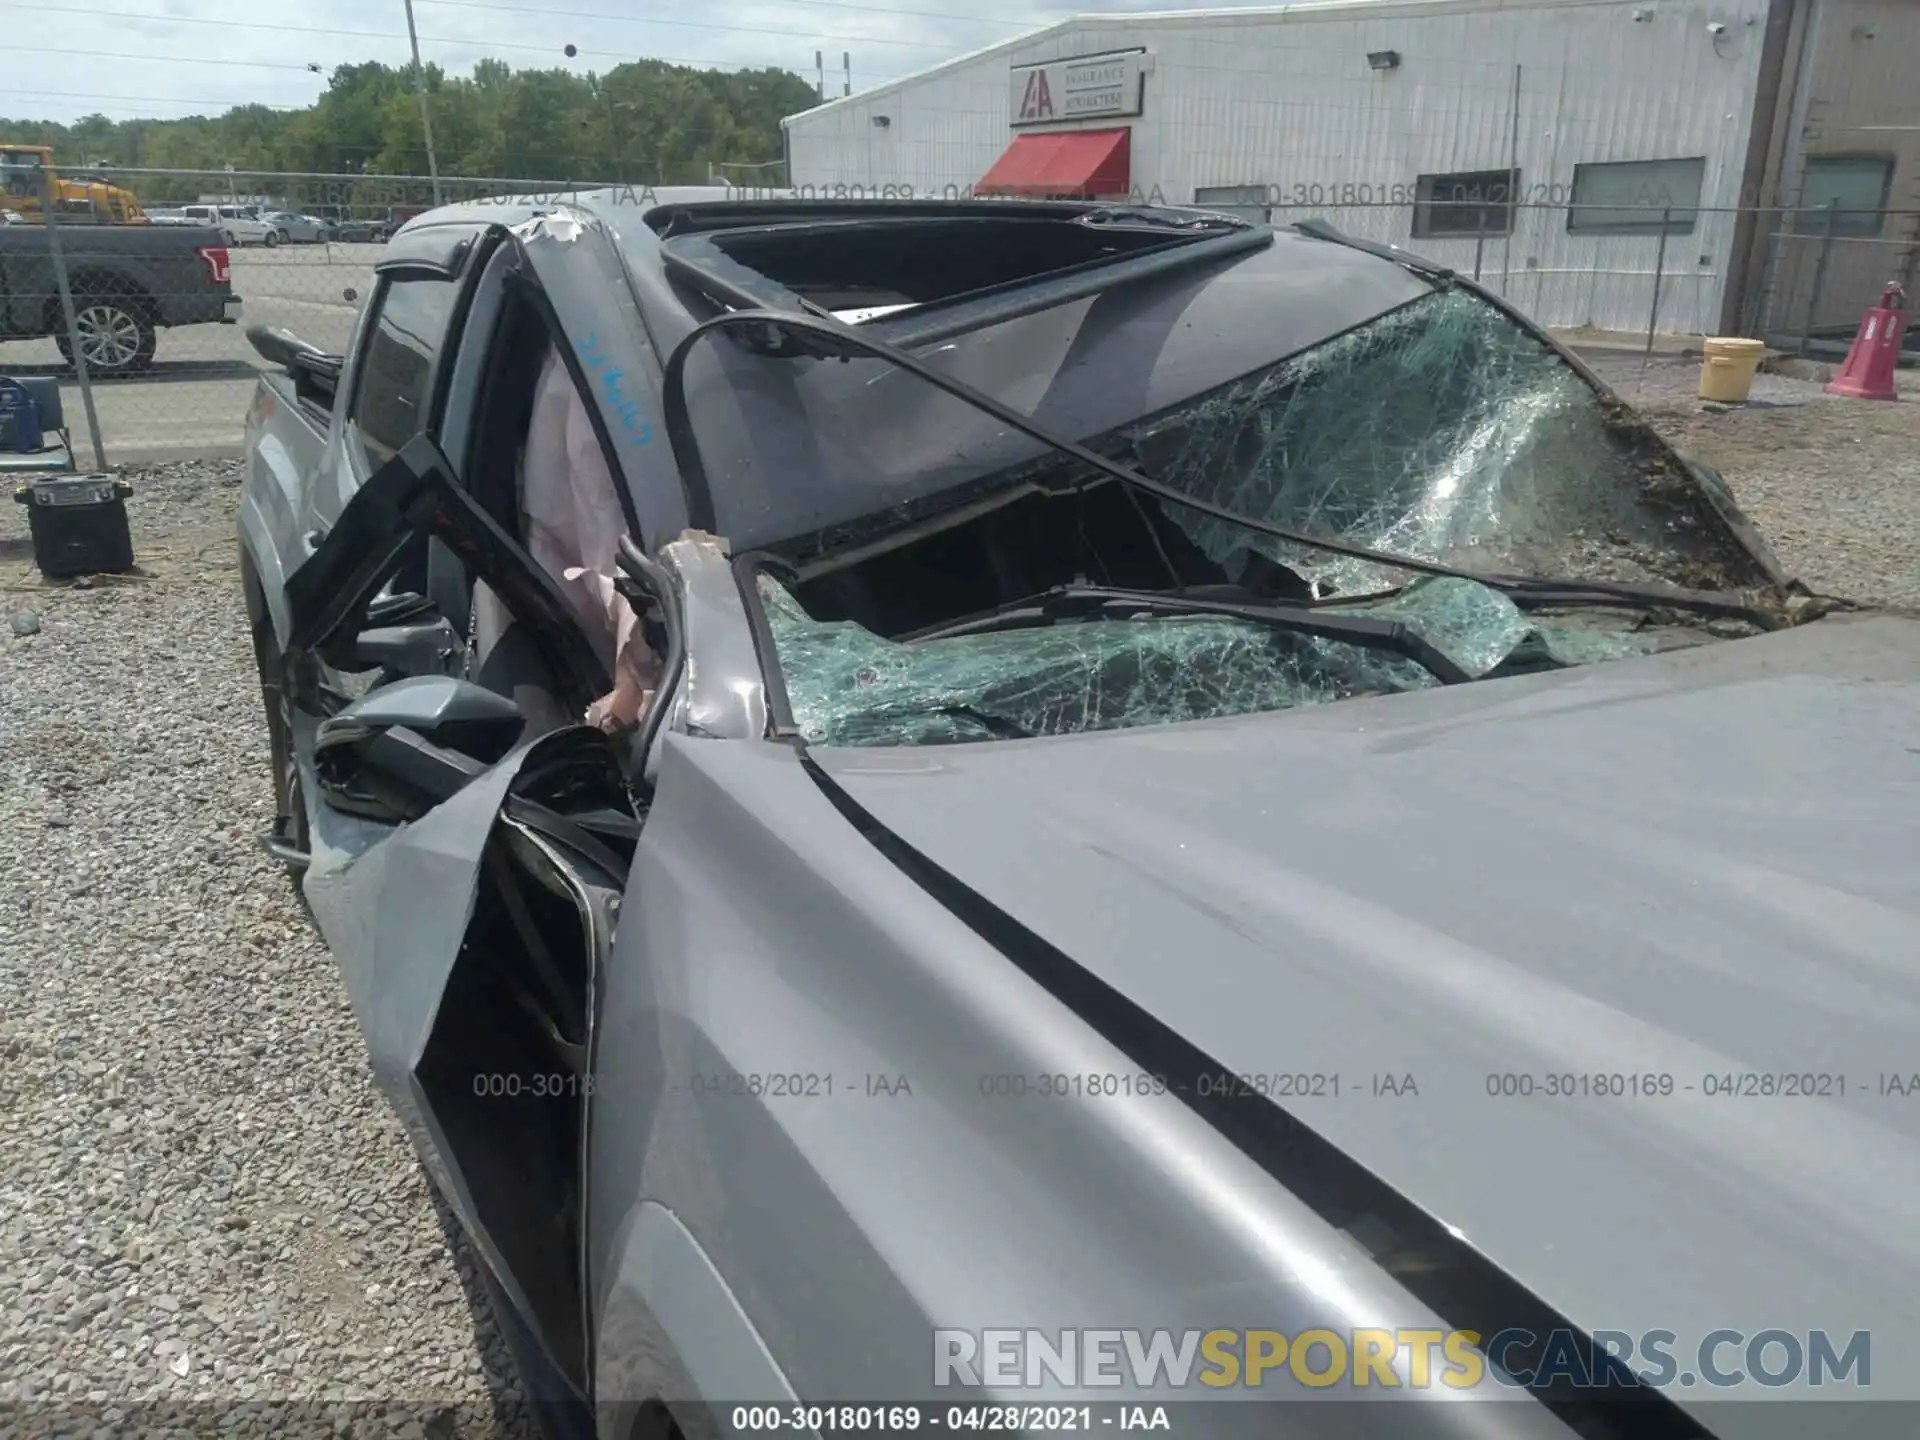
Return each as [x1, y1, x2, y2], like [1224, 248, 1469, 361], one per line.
[900, 584, 1472, 685]
[1467, 573, 1794, 629]
[926, 704, 1036, 738]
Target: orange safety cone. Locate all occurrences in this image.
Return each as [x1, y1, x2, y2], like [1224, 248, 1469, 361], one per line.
[1824, 282, 1907, 401]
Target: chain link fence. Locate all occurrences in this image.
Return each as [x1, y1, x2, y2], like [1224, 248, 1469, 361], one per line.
[1742, 207, 1920, 358]
[1254, 197, 1919, 362]
[2, 167, 622, 468]
[4, 170, 1917, 470]
[708, 158, 790, 187]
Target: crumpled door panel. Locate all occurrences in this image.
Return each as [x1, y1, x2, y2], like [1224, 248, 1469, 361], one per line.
[303, 723, 634, 1395]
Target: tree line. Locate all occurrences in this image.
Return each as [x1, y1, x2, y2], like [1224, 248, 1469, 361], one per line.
[2, 57, 819, 188]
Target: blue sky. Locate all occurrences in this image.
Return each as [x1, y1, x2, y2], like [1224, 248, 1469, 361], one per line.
[4, 0, 1152, 123]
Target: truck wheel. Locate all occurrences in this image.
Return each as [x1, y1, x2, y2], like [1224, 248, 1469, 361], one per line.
[53, 296, 158, 377]
[264, 228, 281, 247]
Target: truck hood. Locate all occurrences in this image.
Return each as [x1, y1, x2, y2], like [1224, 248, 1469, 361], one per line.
[811, 613, 1920, 1425]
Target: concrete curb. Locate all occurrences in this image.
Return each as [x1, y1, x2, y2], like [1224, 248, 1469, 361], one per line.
[1563, 341, 1705, 362]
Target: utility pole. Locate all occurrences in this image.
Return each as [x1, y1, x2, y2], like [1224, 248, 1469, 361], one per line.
[815, 50, 825, 102]
[843, 52, 851, 97]
[39, 165, 108, 469]
[403, 0, 444, 205]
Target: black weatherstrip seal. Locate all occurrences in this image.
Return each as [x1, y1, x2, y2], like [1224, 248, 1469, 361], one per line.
[798, 751, 1717, 1440]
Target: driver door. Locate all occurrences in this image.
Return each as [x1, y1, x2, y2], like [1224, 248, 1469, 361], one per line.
[279, 310, 674, 1401]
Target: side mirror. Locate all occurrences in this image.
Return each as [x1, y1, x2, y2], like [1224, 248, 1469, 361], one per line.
[314, 676, 525, 823]
[245, 324, 322, 369]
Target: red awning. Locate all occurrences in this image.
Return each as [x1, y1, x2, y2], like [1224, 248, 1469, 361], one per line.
[977, 128, 1132, 199]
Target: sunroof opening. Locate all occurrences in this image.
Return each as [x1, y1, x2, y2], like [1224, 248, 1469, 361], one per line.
[669, 214, 1193, 314]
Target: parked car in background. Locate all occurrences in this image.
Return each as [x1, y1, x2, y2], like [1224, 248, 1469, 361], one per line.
[331, 215, 390, 243]
[180, 204, 279, 246]
[1, 221, 239, 374]
[264, 211, 333, 244]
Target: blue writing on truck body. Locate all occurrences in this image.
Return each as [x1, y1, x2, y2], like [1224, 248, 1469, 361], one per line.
[575, 331, 652, 444]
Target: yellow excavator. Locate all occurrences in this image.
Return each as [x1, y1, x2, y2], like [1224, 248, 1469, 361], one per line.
[0, 144, 147, 224]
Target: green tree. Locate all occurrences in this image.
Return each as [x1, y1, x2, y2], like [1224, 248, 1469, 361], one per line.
[2, 54, 817, 195]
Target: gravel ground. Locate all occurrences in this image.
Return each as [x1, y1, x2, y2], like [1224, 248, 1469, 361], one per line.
[1, 379, 1914, 1432]
[0, 463, 538, 1438]
[1591, 355, 1920, 609]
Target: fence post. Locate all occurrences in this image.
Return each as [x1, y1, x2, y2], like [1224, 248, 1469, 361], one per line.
[1644, 206, 1671, 362]
[1799, 201, 1838, 358]
[1740, 210, 1779, 340]
[1899, 215, 1919, 312]
[38, 165, 109, 470]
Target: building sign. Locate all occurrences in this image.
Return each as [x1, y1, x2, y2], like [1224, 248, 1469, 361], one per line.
[1009, 49, 1146, 126]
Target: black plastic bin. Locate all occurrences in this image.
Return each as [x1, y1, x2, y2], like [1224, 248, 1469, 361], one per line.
[12, 473, 135, 578]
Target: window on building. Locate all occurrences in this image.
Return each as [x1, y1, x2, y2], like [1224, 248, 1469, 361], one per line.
[350, 274, 462, 470]
[1193, 184, 1270, 222]
[1412, 169, 1518, 239]
[1567, 157, 1705, 234]
[1793, 154, 1894, 237]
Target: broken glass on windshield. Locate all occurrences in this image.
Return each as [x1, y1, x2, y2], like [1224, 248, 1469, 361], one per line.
[1119, 287, 1772, 599]
[760, 576, 1439, 747]
[754, 284, 1754, 748]
[759, 571, 1674, 747]
[1328, 576, 1661, 677]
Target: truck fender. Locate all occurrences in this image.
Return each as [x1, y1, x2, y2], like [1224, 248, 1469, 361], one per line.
[238, 442, 301, 649]
[595, 1201, 801, 1440]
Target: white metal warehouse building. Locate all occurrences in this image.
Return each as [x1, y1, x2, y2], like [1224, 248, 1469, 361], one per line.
[781, 0, 1920, 340]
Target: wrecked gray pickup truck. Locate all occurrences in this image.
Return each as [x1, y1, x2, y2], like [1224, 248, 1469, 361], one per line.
[237, 189, 1920, 1440]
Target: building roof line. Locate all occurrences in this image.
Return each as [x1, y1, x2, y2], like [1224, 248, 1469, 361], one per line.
[780, 0, 1651, 125]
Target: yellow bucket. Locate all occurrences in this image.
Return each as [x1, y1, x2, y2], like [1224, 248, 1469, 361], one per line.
[1698, 337, 1768, 403]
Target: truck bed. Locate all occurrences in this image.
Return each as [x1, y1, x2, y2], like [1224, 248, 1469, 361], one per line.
[0, 222, 239, 341]
[249, 332, 340, 482]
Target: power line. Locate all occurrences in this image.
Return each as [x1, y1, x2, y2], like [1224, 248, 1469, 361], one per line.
[418, 0, 1049, 32]
[0, 101, 777, 148]
[3, 88, 302, 111]
[5, 39, 907, 84]
[19, 0, 974, 50]
[5, 38, 910, 79]
[7, 44, 327, 72]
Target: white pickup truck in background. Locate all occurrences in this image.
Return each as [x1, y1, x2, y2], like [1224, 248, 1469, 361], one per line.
[155, 204, 281, 246]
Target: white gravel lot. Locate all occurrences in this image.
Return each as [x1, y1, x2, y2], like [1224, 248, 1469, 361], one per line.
[1589, 356, 1920, 609]
[0, 463, 538, 1437]
[1, 374, 1914, 1432]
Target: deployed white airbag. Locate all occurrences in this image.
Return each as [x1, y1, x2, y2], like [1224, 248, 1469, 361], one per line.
[521, 342, 662, 730]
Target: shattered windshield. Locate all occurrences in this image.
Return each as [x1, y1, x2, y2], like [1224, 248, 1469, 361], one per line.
[1125, 286, 1773, 598]
[755, 284, 1773, 748]
[762, 574, 1667, 748]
